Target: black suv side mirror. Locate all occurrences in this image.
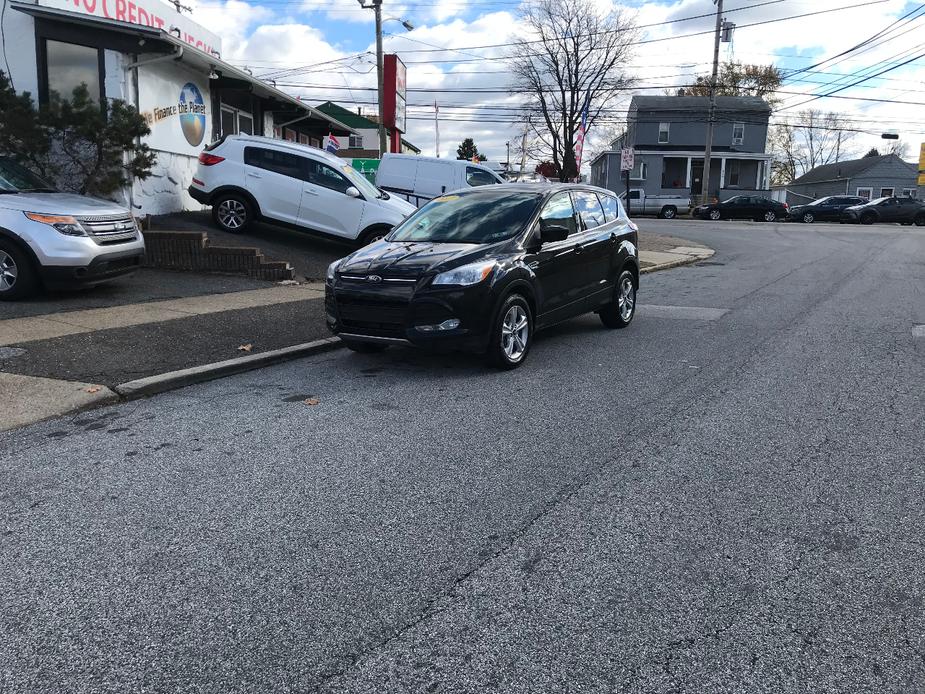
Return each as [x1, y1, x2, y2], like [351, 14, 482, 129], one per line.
[540, 225, 570, 243]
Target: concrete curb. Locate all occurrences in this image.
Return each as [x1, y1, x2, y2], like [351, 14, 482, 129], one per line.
[640, 248, 715, 275]
[114, 336, 342, 399]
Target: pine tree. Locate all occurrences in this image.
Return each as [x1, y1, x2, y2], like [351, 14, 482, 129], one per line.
[0, 72, 156, 198]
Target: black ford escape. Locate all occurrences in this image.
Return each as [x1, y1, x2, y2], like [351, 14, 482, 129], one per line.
[325, 184, 639, 369]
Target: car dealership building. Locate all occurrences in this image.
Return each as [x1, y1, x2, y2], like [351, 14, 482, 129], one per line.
[0, 0, 355, 214]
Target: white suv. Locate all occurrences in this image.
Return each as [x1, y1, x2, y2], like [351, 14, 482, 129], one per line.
[188, 135, 416, 246]
[0, 157, 145, 300]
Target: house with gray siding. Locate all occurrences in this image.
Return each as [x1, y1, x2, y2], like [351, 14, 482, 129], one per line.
[590, 95, 773, 203]
[781, 154, 918, 206]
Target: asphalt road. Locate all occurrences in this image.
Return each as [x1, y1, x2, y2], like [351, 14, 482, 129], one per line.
[2, 221, 924, 692]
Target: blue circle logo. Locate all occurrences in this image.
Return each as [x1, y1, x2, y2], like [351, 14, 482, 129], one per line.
[179, 82, 206, 147]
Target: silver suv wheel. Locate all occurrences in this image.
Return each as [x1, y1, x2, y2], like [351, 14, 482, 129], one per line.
[0, 249, 18, 292]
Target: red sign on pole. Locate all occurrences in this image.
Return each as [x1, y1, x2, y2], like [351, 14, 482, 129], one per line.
[383, 54, 407, 154]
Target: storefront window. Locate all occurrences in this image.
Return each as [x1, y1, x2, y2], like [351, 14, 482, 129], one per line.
[45, 40, 101, 103]
[238, 114, 254, 135]
[220, 106, 254, 136]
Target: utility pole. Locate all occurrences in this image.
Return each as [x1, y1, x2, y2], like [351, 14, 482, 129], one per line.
[519, 119, 530, 175]
[835, 131, 842, 162]
[506, 141, 510, 173]
[434, 101, 440, 157]
[701, 0, 723, 206]
[373, 0, 386, 157]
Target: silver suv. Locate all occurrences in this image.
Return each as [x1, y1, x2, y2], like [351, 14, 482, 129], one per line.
[0, 157, 145, 300]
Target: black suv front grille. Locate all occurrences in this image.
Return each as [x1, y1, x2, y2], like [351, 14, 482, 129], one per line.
[334, 295, 408, 338]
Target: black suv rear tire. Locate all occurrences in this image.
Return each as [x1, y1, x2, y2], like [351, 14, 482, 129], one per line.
[0, 240, 38, 301]
[600, 269, 636, 329]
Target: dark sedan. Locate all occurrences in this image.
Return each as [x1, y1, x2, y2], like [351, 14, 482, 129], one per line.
[788, 196, 867, 223]
[840, 196, 925, 225]
[325, 184, 640, 369]
[693, 195, 790, 222]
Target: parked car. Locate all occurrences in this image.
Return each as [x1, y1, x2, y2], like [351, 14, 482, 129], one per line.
[0, 157, 144, 301]
[693, 195, 789, 222]
[788, 195, 867, 223]
[375, 154, 505, 207]
[839, 196, 925, 226]
[619, 189, 690, 219]
[325, 183, 639, 369]
[188, 135, 416, 246]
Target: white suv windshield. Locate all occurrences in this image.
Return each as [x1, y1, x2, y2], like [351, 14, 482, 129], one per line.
[338, 163, 384, 199]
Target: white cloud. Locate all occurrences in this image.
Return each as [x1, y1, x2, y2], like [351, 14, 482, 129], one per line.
[202, 0, 925, 169]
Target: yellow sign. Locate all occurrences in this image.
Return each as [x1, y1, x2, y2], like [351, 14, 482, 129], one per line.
[919, 142, 925, 186]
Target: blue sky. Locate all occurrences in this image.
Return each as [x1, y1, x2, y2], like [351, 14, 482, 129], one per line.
[189, 0, 925, 164]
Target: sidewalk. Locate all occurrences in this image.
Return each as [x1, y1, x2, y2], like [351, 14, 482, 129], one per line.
[1, 233, 713, 431]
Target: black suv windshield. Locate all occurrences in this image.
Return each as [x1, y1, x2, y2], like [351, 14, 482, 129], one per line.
[0, 158, 57, 193]
[390, 191, 543, 244]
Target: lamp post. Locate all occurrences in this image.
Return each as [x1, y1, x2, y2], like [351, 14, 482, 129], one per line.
[356, 0, 412, 157]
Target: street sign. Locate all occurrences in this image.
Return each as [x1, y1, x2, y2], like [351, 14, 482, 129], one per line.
[621, 148, 635, 171]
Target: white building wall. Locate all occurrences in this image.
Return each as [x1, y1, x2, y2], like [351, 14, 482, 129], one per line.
[132, 151, 202, 215]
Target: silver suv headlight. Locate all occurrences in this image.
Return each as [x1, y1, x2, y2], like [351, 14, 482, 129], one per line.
[24, 212, 86, 236]
[432, 260, 496, 286]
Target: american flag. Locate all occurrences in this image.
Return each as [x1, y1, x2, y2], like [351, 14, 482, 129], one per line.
[574, 93, 590, 172]
[325, 133, 340, 153]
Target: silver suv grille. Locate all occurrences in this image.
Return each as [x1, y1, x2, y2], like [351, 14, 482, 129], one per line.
[77, 214, 138, 245]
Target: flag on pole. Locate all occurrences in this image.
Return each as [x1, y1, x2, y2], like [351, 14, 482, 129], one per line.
[325, 133, 340, 154]
[574, 93, 590, 173]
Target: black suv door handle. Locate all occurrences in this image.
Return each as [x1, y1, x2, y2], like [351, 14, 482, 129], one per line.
[573, 243, 585, 254]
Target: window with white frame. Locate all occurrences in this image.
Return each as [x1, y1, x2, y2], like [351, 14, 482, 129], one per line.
[630, 161, 647, 180]
[732, 122, 745, 145]
[880, 187, 894, 197]
[349, 134, 364, 149]
[856, 187, 872, 200]
[220, 106, 254, 136]
[658, 122, 670, 143]
[902, 188, 917, 198]
[727, 160, 741, 187]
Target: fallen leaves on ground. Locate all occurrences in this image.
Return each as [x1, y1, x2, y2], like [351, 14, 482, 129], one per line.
[238, 344, 253, 352]
[303, 398, 320, 406]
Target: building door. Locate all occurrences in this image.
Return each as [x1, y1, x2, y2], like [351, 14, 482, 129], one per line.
[690, 160, 704, 195]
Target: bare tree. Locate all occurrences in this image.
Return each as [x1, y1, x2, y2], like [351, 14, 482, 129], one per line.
[509, 0, 636, 181]
[688, 61, 783, 106]
[769, 110, 855, 185]
[887, 139, 909, 158]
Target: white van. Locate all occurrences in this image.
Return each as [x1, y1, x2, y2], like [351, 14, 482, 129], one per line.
[375, 154, 505, 207]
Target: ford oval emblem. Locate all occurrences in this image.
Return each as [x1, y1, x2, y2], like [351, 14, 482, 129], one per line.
[367, 275, 382, 283]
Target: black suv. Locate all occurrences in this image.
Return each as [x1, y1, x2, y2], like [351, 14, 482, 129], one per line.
[325, 184, 639, 369]
[694, 195, 790, 222]
[788, 196, 867, 223]
[840, 196, 925, 226]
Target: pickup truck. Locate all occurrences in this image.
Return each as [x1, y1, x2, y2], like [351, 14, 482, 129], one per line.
[618, 189, 691, 219]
